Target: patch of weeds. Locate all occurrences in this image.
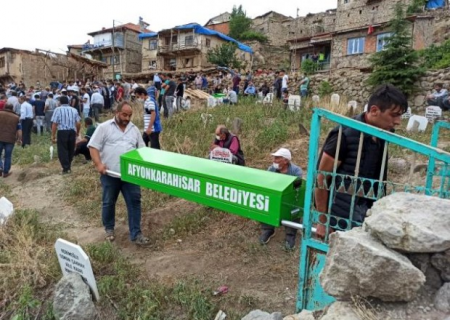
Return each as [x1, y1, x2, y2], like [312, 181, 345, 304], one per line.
[163, 207, 220, 239]
[238, 294, 260, 308]
[1, 210, 63, 318]
[12, 134, 54, 165]
[85, 242, 216, 319]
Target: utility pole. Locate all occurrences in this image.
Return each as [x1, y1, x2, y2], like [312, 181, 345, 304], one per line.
[112, 19, 115, 80]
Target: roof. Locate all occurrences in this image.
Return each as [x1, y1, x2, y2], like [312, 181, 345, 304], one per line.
[253, 11, 290, 20]
[138, 32, 158, 40]
[67, 44, 84, 49]
[145, 23, 253, 54]
[88, 23, 151, 36]
[0, 47, 32, 55]
[205, 12, 231, 26]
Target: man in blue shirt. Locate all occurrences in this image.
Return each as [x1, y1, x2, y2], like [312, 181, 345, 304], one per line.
[31, 94, 46, 135]
[244, 81, 257, 97]
[51, 96, 81, 174]
[427, 83, 448, 108]
[135, 86, 162, 149]
[259, 148, 303, 250]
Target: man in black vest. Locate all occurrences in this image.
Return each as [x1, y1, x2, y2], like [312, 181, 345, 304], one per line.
[315, 84, 408, 238]
[211, 125, 245, 166]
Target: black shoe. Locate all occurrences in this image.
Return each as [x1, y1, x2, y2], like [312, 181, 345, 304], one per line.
[284, 234, 296, 251]
[259, 229, 275, 245]
[62, 170, 71, 175]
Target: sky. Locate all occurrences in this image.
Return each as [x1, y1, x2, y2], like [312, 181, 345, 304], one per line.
[1, 0, 336, 54]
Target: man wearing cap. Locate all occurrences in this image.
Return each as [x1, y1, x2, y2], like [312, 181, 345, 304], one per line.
[260, 148, 303, 250]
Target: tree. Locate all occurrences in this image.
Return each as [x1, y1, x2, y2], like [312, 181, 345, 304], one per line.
[207, 43, 242, 69]
[229, 5, 252, 41]
[367, 3, 425, 96]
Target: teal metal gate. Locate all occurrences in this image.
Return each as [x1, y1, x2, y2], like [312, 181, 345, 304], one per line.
[298, 109, 450, 311]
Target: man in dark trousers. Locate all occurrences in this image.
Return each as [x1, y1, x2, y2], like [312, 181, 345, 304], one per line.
[51, 96, 81, 174]
[19, 96, 33, 148]
[315, 84, 408, 238]
[0, 104, 22, 178]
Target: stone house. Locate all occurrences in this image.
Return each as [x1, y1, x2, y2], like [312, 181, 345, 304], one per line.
[205, 12, 231, 35]
[252, 11, 293, 46]
[0, 47, 106, 87]
[82, 23, 150, 80]
[286, 0, 436, 72]
[287, 9, 337, 71]
[138, 23, 253, 73]
[331, 0, 433, 70]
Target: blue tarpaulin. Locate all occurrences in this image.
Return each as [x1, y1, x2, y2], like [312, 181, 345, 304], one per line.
[138, 32, 158, 40]
[426, 0, 445, 9]
[138, 23, 253, 54]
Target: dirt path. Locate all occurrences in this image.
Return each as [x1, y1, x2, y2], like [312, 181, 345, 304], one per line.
[2, 164, 300, 316]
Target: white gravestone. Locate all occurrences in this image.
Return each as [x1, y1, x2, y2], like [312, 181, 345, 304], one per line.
[210, 147, 233, 164]
[0, 197, 13, 225]
[55, 239, 99, 301]
[330, 94, 340, 107]
[312, 95, 320, 104]
[407, 115, 428, 132]
[348, 100, 358, 111]
[402, 107, 412, 119]
[425, 106, 442, 123]
[288, 95, 301, 111]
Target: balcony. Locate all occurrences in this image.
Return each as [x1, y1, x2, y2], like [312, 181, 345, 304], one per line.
[158, 40, 202, 54]
[82, 37, 124, 52]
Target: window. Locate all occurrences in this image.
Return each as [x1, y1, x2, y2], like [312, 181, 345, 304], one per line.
[172, 36, 178, 44]
[0, 57, 5, 68]
[344, 0, 349, 3]
[376, 33, 392, 52]
[347, 37, 365, 55]
[111, 55, 120, 65]
[206, 39, 211, 47]
[149, 40, 157, 50]
[185, 35, 194, 46]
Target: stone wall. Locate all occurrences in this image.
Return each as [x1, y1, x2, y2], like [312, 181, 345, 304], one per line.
[335, 0, 412, 32]
[236, 67, 450, 109]
[248, 41, 291, 71]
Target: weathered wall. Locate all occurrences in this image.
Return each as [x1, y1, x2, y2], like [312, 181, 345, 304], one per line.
[335, 0, 413, 32]
[252, 12, 292, 47]
[249, 41, 290, 70]
[124, 30, 143, 74]
[205, 22, 230, 35]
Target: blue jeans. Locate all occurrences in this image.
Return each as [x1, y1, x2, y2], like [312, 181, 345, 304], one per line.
[100, 174, 142, 241]
[0, 142, 14, 174]
[300, 89, 308, 97]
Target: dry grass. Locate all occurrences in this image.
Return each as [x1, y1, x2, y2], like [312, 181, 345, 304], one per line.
[352, 296, 385, 320]
[0, 210, 62, 317]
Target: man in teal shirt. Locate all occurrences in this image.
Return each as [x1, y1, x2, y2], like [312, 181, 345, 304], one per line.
[299, 75, 310, 97]
[75, 117, 96, 162]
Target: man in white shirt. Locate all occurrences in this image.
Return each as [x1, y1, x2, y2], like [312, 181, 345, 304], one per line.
[81, 87, 90, 119]
[88, 101, 149, 246]
[90, 88, 105, 122]
[281, 69, 289, 93]
[19, 96, 33, 148]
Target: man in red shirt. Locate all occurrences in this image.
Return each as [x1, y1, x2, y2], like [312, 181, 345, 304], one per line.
[0, 94, 6, 110]
[115, 82, 124, 103]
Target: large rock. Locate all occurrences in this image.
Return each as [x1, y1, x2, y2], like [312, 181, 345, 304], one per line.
[408, 253, 443, 290]
[434, 283, 450, 313]
[320, 228, 425, 302]
[320, 302, 359, 320]
[0, 197, 14, 225]
[241, 310, 283, 320]
[431, 249, 450, 281]
[53, 273, 97, 320]
[364, 193, 450, 253]
[283, 310, 315, 320]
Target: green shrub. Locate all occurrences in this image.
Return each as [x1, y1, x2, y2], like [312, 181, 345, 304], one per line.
[301, 59, 317, 75]
[318, 81, 333, 96]
[240, 31, 268, 43]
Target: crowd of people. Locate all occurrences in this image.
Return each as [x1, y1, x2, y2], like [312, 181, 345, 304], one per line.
[0, 69, 409, 251]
